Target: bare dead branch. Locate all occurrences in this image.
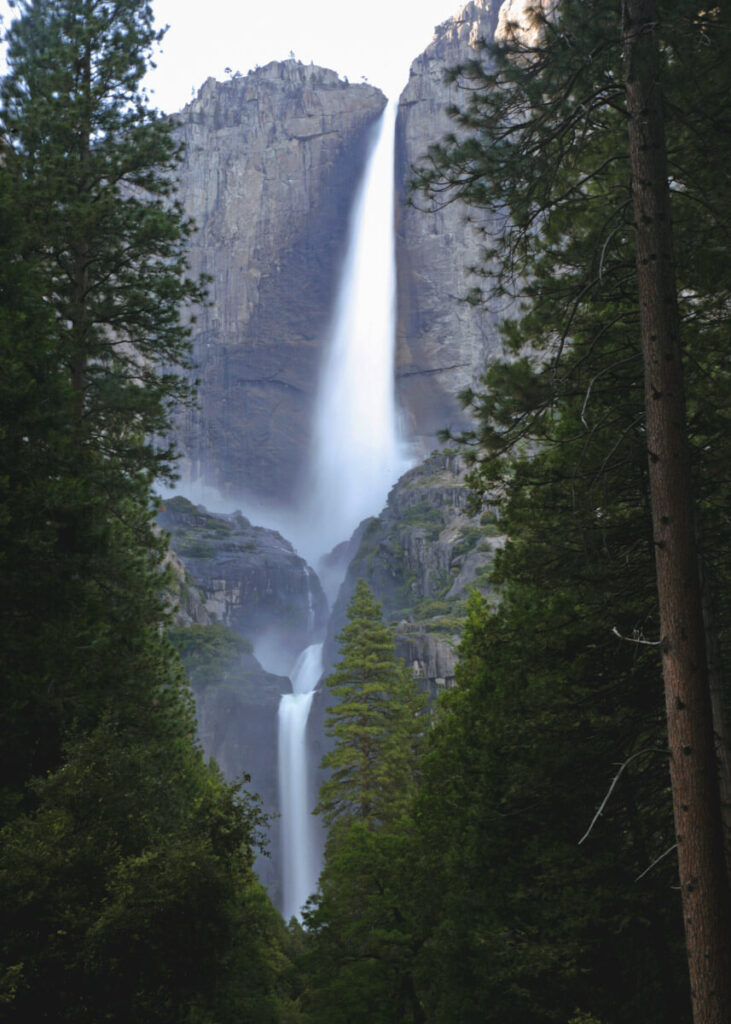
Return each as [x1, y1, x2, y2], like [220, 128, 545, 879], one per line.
[578, 747, 664, 845]
[636, 843, 678, 881]
[611, 625, 661, 646]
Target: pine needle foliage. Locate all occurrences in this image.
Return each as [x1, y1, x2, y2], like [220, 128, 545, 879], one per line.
[317, 579, 426, 842]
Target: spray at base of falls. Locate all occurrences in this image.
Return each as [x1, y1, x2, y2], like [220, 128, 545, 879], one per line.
[278, 643, 324, 921]
[167, 101, 412, 590]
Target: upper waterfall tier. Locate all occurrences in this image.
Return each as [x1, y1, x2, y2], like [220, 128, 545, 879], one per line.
[169, 2, 508, 512]
[171, 62, 387, 506]
[297, 101, 411, 565]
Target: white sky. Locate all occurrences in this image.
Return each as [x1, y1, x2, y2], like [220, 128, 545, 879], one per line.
[1, 0, 463, 111]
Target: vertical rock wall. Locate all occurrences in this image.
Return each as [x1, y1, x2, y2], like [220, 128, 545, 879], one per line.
[170, 3, 512, 506]
[172, 63, 386, 505]
[395, 0, 505, 450]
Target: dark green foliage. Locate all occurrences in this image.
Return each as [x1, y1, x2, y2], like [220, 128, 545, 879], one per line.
[316, 580, 426, 840]
[0, 714, 278, 1022]
[398, 1, 731, 1020]
[1, 0, 205, 477]
[0, 0, 204, 807]
[302, 825, 424, 1024]
[0, 2, 299, 1019]
[302, 582, 426, 1022]
[169, 623, 254, 689]
[411, 520, 690, 1022]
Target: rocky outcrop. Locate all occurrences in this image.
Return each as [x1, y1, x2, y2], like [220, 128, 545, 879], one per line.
[159, 496, 328, 672]
[496, 0, 558, 44]
[325, 450, 503, 697]
[161, 495, 331, 901]
[192, 646, 289, 900]
[171, 63, 386, 505]
[163, 546, 214, 626]
[395, 0, 505, 450]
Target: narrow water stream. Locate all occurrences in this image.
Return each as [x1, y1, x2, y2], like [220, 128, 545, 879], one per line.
[278, 643, 323, 922]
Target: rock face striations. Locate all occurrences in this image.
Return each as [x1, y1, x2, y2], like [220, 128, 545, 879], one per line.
[169, 3, 510, 511]
[159, 497, 328, 670]
[172, 62, 386, 505]
[323, 450, 502, 699]
[395, 0, 504, 451]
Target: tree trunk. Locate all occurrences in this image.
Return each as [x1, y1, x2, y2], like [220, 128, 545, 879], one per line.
[623, 1, 731, 1019]
[698, 549, 731, 888]
[71, 43, 91, 427]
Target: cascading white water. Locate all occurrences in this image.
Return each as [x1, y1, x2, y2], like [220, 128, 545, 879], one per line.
[277, 101, 412, 922]
[278, 642, 324, 921]
[297, 99, 411, 565]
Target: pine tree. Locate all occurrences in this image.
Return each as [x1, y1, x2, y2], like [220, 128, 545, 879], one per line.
[0, 0, 205, 796]
[302, 581, 427, 1023]
[0, 4, 300, 1019]
[316, 579, 426, 841]
[623, 4, 731, 1015]
[410, 0, 731, 1018]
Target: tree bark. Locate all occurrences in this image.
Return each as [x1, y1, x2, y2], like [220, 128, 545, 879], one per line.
[623, 1, 731, 1019]
[698, 549, 731, 888]
[71, 42, 91, 427]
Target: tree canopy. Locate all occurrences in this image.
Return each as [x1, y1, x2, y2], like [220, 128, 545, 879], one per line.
[297, 2, 731, 1021]
[0, 3, 301, 1019]
[405, 0, 731, 1019]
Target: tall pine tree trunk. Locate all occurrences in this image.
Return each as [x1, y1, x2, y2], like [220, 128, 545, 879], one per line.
[71, 43, 91, 427]
[698, 551, 731, 887]
[623, 1, 731, 1018]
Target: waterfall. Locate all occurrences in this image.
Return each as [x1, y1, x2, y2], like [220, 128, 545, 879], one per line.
[278, 643, 324, 921]
[304, 567, 316, 634]
[297, 99, 411, 565]
[278, 100, 412, 921]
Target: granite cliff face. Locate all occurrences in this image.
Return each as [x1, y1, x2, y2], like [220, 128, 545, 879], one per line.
[159, 496, 328, 670]
[395, 0, 505, 451]
[172, 63, 386, 505]
[170, 4, 510, 509]
[324, 450, 503, 698]
[160, 496, 330, 901]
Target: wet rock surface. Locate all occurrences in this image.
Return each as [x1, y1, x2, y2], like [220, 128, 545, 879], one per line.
[159, 496, 328, 666]
[160, 493, 332, 901]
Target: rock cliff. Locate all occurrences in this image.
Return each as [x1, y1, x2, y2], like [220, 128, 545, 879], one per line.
[171, 63, 386, 505]
[159, 496, 328, 670]
[324, 450, 503, 698]
[395, 0, 505, 450]
[160, 496, 331, 901]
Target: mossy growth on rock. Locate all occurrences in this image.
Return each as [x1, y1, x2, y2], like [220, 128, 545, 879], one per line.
[169, 624, 252, 690]
[325, 450, 503, 694]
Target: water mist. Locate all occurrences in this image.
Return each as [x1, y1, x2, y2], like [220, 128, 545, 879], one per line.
[276, 100, 411, 922]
